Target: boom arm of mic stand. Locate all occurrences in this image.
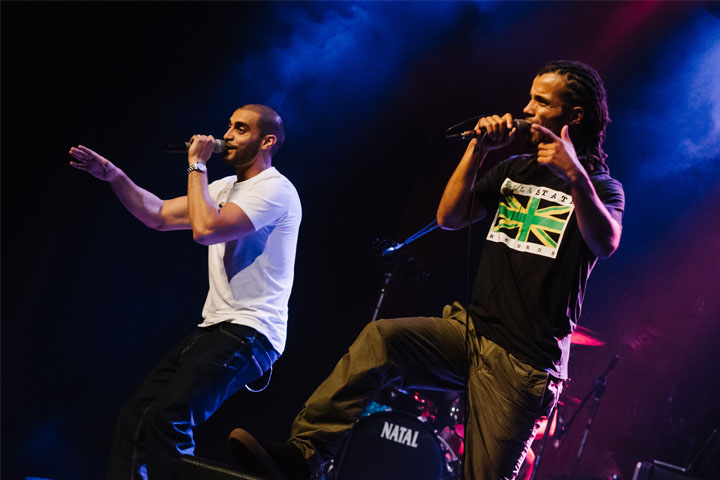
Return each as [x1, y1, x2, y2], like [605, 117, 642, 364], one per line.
[371, 220, 439, 322]
[380, 220, 438, 257]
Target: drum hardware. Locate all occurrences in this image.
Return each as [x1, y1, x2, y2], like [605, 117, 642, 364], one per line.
[529, 354, 621, 480]
[327, 411, 460, 480]
[522, 329, 607, 480]
[326, 388, 457, 479]
[362, 387, 438, 423]
[525, 404, 560, 480]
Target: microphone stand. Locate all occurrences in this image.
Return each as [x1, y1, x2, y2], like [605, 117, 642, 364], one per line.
[551, 354, 620, 480]
[370, 271, 394, 322]
[330, 221, 437, 477]
[370, 220, 437, 321]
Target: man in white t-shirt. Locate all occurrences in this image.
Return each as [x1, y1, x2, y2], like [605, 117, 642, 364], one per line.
[69, 104, 301, 480]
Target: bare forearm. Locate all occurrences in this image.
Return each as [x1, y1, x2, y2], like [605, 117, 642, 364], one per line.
[569, 172, 622, 259]
[187, 172, 220, 239]
[437, 140, 488, 230]
[108, 170, 168, 230]
[69, 144, 187, 230]
[184, 135, 256, 245]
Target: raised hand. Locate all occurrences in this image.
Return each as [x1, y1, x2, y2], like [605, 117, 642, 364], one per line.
[187, 135, 217, 166]
[532, 124, 584, 183]
[69, 145, 121, 182]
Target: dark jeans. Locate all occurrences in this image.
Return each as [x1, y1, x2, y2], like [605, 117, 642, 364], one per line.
[289, 303, 561, 480]
[107, 322, 278, 480]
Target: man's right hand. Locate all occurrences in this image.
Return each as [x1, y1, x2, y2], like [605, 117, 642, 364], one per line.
[69, 145, 121, 182]
[473, 113, 517, 153]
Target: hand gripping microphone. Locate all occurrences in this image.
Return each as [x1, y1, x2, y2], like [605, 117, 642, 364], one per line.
[445, 119, 531, 140]
[162, 139, 226, 154]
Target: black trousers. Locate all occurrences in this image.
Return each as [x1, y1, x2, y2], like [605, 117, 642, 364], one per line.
[107, 322, 278, 480]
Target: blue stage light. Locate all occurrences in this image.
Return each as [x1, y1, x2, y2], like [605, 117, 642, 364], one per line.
[625, 10, 720, 182]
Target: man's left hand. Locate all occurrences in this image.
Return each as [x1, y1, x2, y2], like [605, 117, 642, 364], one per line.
[532, 124, 584, 183]
[188, 134, 216, 166]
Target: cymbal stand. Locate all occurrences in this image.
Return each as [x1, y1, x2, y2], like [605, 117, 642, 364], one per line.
[528, 404, 558, 480]
[553, 354, 620, 480]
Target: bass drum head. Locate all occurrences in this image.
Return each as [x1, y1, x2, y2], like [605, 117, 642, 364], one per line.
[332, 411, 444, 480]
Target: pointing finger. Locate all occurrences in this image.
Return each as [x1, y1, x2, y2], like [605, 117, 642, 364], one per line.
[531, 123, 559, 141]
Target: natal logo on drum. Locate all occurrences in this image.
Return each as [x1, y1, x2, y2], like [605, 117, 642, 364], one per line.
[380, 421, 420, 448]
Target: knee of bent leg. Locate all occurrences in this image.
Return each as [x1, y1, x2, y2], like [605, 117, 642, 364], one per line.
[354, 318, 409, 352]
[355, 320, 389, 345]
[347, 321, 388, 357]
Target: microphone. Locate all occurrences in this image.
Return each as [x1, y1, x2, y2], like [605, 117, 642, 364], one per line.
[162, 139, 226, 154]
[446, 119, 531, 140]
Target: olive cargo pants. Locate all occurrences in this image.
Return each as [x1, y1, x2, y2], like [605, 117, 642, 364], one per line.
[289, 303, 561, 480]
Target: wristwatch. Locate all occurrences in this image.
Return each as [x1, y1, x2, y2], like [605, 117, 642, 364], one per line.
[187, 162, 207, 174]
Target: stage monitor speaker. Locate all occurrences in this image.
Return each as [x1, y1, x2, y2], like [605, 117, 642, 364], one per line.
[631, 461, 700, 480]
[173, 455, 265, 480]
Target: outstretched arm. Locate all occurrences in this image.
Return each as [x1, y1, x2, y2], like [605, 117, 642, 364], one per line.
[437, 113, 517, 230]
[532, 124, 622, 258]
[69, 145, 190, 231]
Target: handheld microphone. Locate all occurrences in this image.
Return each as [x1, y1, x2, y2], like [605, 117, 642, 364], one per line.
[162, 139, 226, 154]
[446, 119, 531, 140]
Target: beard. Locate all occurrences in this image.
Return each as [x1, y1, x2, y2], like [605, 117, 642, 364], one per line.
[525, 131, 540, 150]
[222, 138, 261, 167]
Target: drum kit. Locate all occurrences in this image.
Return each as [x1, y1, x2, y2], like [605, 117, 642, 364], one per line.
[323, 325, 608, 480]
[322, 387, 460, 480]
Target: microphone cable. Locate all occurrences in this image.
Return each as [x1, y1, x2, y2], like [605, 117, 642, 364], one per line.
[445, 116, 483, 140]
[462, 129, 488, 471]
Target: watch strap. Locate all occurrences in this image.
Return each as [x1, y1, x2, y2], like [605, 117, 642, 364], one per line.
[187, 162, 207, 174]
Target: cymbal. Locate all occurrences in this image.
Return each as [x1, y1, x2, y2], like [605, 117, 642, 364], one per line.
[559, 395, 582, 405]
[571, 325, 605, 346]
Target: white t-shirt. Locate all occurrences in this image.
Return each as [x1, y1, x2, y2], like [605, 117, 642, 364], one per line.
[198, 167, 301, 354]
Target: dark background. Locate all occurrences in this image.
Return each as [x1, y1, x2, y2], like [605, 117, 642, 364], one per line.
[2, 2, 719, 479]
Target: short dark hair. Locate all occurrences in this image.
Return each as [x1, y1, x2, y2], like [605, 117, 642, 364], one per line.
[537, 60, 610, 171]
[240, 104, 285, 156]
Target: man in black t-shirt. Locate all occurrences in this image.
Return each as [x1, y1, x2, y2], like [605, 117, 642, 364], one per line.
[231, 60, 624, 480]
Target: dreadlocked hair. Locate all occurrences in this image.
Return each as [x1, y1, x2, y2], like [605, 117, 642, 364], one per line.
[537, 60, 610, 172]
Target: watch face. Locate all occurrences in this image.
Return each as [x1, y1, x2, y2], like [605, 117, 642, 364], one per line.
[189, 162, 207, 173]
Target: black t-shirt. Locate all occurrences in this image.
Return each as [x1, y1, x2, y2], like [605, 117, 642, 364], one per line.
[470, 154, 624, 379]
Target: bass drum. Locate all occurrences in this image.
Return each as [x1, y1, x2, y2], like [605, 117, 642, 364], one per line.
[328, 411, 460, 480]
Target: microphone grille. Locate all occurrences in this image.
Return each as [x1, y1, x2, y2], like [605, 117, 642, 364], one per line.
[514, 119, 531, 137]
